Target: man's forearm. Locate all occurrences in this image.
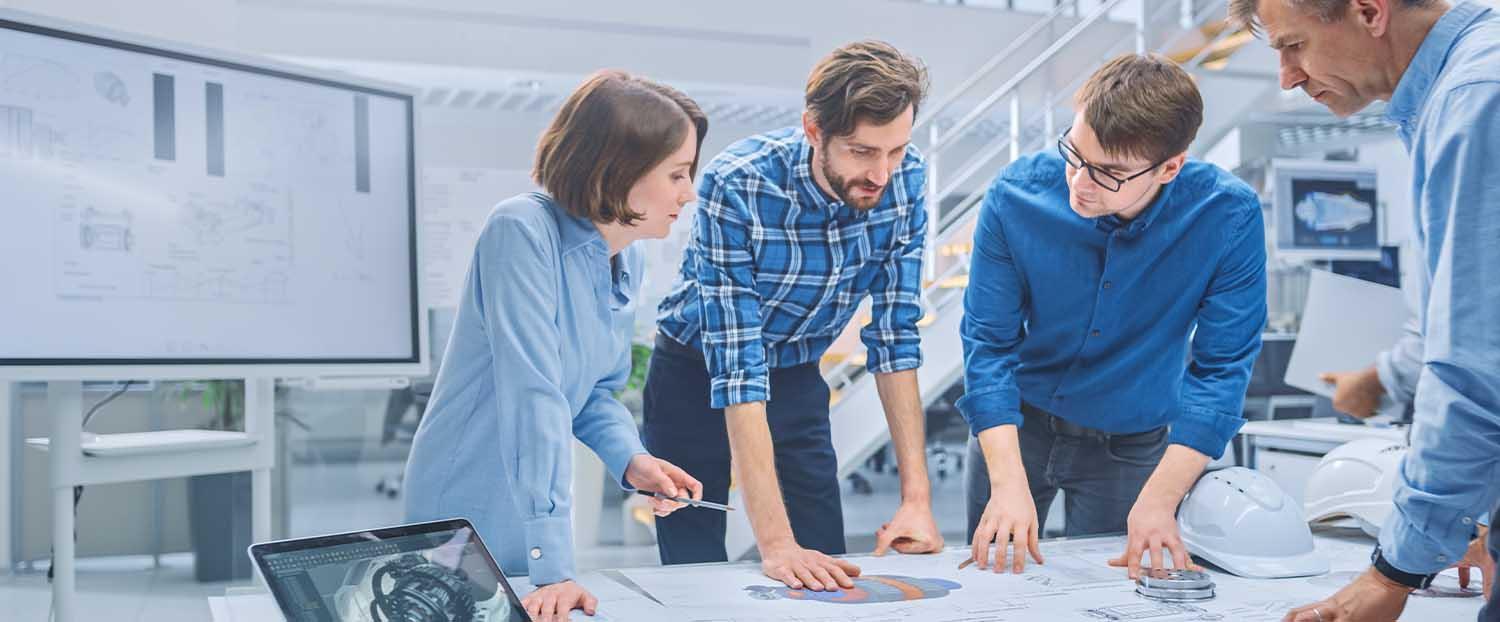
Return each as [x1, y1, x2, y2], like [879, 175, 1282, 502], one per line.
[976, 424, 1026, 487]
[875, 370, 931, 502]
[1138, 444, 1211, 508]
[725, 401, 795, 550]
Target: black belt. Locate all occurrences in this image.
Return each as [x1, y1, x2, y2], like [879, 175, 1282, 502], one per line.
[1021, 402, 1164, 442]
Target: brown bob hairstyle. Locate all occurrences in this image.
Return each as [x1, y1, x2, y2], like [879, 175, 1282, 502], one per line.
[533, 70, 709, 226]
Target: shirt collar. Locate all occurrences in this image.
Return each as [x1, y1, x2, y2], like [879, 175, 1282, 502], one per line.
[542, 192, 633, 303]
[545, 192, 609, 255]
[1386, 2, 1491, 129]
[1095, 170, 1177, 238]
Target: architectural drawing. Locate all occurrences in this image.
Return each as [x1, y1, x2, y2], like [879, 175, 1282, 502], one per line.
[1082, 601, 1221, 621]
[78, 207, 133, 252]
[1, 52, 81, 101]
[743, 575, 961, 604]
[92, 70, 128, 106]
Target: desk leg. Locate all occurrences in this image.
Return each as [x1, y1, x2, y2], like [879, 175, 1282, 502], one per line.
[246, 378, 274, 587]
[1245, 434, 1258, 470]
[48, 381, 83, 622]
[52, 484, 74, 621]
[1, 381, 11, 574]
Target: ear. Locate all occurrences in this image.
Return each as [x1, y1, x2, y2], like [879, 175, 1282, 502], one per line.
[1154, 153, 1189, 185]
[802, 111, 822, 146]
[1351, 0, 1391, 38]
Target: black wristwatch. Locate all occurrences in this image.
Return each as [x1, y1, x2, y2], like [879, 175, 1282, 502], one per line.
[1370, 545, 1438, 590]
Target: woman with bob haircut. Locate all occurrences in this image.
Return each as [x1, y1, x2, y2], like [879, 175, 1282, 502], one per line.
[403, 70, 709, 620]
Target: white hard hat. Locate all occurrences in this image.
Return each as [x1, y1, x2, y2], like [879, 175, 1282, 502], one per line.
[1303, 438, 1407, 537]
[1178, 467, 1329, 579]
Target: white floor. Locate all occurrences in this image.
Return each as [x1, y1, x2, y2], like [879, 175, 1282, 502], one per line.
[3, 458, 973, 621]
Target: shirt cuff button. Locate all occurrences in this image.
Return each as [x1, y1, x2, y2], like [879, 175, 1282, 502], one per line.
[530, 547, 543, 560]
[1462, 517, 1474, 525]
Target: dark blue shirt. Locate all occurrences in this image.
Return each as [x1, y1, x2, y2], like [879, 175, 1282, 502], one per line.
[955, 151, 1266, 459]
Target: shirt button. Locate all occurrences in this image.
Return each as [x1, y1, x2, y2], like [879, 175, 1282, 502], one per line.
[1437, 554, 1448, 563]
[1091, 329, 1102, 337]
[1103, 281, 1113, 289]
[1462, 517, 1474, 525]
[530, 547, 543, 560]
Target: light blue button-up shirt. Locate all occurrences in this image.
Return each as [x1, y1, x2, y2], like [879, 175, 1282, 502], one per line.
[1376, 1, 1500, 575]
[403, 193, 648, 585]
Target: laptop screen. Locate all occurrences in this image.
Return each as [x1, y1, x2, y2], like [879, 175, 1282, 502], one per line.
[253, 519, 527, 622]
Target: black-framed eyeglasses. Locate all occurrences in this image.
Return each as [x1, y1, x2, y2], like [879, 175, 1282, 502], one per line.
[1057, 127, 1166, 192]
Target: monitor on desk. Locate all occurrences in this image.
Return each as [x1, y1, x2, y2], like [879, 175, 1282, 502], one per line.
[1269, 159, 1382, 262]
[0, 10, 424, 380]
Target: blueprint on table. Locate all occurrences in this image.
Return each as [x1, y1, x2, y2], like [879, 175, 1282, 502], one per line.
[606, 532, 1483, 621]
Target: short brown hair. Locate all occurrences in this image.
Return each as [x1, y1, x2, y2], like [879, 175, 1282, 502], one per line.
[1074, 54, 1203, 164]
[1229, 0, 1436, 33]
[805, 40, 929, 140]
[533, 70, 708, 225]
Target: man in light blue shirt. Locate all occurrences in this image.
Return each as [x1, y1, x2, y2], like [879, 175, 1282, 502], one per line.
[1231, 0, 1500, 619]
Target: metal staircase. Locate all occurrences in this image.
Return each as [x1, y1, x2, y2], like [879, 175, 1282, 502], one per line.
[723, 0, 1271, 560]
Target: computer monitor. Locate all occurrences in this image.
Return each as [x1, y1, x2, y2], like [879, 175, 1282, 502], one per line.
[1330, 245, 1401, 288]
[1269, 159, 1382, 262]
[0, 10, 425, 380]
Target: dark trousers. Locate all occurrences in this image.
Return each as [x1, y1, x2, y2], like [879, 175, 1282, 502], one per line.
[642, 335, 845, 565]
[965, 403, 1168, 542]
[1482, 497, 1500, 621]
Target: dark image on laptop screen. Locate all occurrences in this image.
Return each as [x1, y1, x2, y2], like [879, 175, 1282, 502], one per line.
[256, 522, 527, 622]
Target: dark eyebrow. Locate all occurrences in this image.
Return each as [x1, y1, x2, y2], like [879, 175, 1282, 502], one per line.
[1068, 139, 1129, 171]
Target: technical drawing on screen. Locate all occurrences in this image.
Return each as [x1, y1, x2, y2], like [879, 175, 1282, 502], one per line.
[0, 12, 423, 378]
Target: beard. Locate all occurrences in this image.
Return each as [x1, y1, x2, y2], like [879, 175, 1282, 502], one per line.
[820, 158, 886, 211]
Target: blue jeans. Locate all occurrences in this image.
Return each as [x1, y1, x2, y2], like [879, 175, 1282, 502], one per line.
[642, 335, 845, 565]
[966, 403, 1168, 542]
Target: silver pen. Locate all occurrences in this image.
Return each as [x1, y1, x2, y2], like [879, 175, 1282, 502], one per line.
[636, 490, 736, 512]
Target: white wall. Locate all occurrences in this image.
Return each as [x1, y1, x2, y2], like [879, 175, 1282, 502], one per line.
[8, 0, 1065, 99]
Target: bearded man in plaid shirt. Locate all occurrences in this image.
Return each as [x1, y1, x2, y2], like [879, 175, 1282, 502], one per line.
[643, 40, 945, 592]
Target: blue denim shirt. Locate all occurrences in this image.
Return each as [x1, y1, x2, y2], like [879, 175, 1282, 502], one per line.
[403, 193, 647, 585]
[956, 152, 1266, 459]
[1375, 1, 1500, 575]
[656, 127, 928, 408]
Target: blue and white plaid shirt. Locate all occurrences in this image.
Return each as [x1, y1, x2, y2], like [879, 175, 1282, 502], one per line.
[657, 126, 928, 409]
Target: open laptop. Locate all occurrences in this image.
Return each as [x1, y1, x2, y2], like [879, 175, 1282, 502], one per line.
[249, 518, 530, 622]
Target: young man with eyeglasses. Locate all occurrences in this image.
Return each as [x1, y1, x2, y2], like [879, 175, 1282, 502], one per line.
[958, 54, 1267, 580]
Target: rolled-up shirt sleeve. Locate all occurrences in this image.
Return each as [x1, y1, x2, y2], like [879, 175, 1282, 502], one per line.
[955, 179, 1027, 436]
[694, 173, 771, 409]
[1380, 83, 1500, 574]
[862, 165, 927, 374]
[1170, 201, 1266, 460]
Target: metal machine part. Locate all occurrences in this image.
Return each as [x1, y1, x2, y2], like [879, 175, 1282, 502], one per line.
[1138, 568, 1214, 591]
[368, 554, 478, 622]
[1134, 584, 1217, 602]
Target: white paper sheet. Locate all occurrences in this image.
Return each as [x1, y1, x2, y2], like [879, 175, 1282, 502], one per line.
[1284, 270, 1408, 398]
